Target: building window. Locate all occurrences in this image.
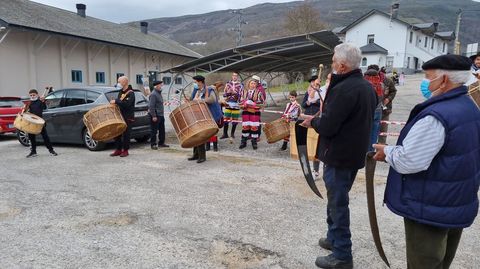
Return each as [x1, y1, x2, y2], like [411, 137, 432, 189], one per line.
[409, 32, 413, 43]
[386, 56, 394, 68]
[162, 76, 172, 85]
[71, 70, 82, 83]
[361, 57, 367, 66]
[431, 39, 435, 49]
[175, 77, 183, 85]
[424, 37, 428, 48]
[407, 57, 411, 68]
[116, 73, 125, 80]
[95, 72, 105, 84]
[443, 42, 446, 53]
[136, 74, 143, 84]
[367, 34, 375, 44]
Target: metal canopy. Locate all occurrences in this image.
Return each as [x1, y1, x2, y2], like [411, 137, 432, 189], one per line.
[163, 30, 340, 74]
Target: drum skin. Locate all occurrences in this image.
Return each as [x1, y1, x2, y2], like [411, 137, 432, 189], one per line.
[83, 104, 127, 141]
[14, 112, 45, 135]
[169, 101, 219, 148]
[289, 122, 319, 161]
[263, 118, 290, 144]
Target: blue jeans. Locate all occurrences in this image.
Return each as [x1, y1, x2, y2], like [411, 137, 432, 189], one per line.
[369, 108, 382, 151]
[323, 165, 358, 261]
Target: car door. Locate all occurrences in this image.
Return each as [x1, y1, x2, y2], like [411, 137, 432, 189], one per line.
[43, 90, 65, 141]
[56, 89, 88, 143]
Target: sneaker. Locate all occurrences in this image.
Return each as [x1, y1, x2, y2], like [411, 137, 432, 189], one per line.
[26, 152, 37, 158]
[219, 134, 229, 139]
[110, 150, 122, 157]
[120, 150, 129, 157]
[158, 144, 169, 148]
[315, 254, 353, 269]
[49, 150, 58, 156]
[151, 145, 158, 150]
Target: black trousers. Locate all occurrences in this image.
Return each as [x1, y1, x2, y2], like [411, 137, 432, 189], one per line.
[150, 115, 165, 146]
[28, 125, 53, 152]
[115, 121, 132, 150]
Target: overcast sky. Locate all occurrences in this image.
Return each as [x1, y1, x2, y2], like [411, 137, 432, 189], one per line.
[32, 0, 295, 22]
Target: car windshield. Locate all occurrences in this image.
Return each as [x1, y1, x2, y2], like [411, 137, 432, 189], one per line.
[0, 99, 23, 108]
[105, 91, 148, 107]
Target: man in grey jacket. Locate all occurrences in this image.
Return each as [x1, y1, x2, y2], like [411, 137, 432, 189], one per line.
[149, 81, 169, 150]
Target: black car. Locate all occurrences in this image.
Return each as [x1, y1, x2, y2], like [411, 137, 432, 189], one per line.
[17, 87, 150, 151]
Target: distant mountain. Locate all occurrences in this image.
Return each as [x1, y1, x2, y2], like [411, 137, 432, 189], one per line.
[130, 0, 480, 55]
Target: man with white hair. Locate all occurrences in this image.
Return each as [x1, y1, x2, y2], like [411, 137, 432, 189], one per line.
[373, 54, 480, 268]
[302, 43, 377, 268]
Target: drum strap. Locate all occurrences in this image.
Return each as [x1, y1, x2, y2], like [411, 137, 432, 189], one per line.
[294, 121, 323, 199]
[120, 90, 133, 101]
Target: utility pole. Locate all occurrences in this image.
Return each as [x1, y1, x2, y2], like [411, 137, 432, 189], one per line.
[454, 9, 462, 55]
[229, 10, 248, 47]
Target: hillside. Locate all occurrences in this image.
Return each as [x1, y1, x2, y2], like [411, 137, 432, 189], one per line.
[132, 0, 480, 55]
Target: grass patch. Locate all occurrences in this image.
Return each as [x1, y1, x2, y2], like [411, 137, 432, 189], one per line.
[268, 82, 310, 93]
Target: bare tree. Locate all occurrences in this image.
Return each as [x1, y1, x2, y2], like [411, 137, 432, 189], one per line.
[284, 2, 328, 35]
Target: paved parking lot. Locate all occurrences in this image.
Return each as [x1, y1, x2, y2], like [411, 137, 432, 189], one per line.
[0, 75, 479, 268]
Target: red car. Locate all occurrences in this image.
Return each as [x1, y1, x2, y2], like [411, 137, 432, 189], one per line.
[0, 97, 24, 134]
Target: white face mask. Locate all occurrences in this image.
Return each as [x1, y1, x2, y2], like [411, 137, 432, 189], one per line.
[30, 96, 38, 101]
[115, 83, 123, 90]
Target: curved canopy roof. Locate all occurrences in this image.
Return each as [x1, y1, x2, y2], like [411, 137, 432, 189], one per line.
[164, 30, 341, 74]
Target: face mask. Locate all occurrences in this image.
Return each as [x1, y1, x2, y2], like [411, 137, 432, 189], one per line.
[115, 83, 122, 90]
[30, 96, 38, 101]
[193, 83, 199, 89]
[420, 76, 441, 99]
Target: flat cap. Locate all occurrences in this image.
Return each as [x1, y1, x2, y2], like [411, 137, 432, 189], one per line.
[152, 80, 163, 86]
[192, 75, 205, 82]
[422, 54, 471, 71]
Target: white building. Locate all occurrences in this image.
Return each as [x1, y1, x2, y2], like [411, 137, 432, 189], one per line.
[0, 0, 201, 97]
[334, 9, 455, 73]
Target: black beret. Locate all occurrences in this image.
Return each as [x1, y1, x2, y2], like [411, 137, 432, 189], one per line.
[308, 75, 318, 82]
[422, 54, 471, 71]
[152, 80, 163, 86]
[469, 52, 480, 62]
[192, 75, 205, 82]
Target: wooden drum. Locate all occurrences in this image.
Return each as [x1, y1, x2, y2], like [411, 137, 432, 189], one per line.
[14, 112, 45, 135]
[169, 100, 219, 148]
[289, 122, 319, 161]
[468, 85, 480, 109]
[263, 118, 290, 144]
[83, 104, 127, 141]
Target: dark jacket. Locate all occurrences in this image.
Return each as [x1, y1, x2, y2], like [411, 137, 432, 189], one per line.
[312, 69, 377, 169]
[385, 86, 480, 228]
[28, 99, 46, 117]
[148, 89, 164, 117]
[301, 91, 321, 115]
[115, 88, 135, 120]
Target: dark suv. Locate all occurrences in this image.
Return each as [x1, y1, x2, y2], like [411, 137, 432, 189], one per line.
[17, 87, 150, 151]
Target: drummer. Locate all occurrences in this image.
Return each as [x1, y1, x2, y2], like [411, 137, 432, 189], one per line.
[239, 79, 265, 150]
[109, 76, 135, 157]
[279, 90, 300, 151]
[188, 75, 223, 163]
[25, 89, 57, 158]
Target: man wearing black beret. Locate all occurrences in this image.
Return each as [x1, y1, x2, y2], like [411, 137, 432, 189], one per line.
[148, 80, 169, 150]
[373, 54, 480, 268]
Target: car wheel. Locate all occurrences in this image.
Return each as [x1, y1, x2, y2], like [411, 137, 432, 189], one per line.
[17, 130, 30, 147]
[134, 135, 150, 143]
[82, 129, 105, 151]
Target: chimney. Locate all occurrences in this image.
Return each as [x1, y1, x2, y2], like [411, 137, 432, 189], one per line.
[140, 22, 149, 34]
[391, 3, 400, 19]
[76, 3, 86, 18]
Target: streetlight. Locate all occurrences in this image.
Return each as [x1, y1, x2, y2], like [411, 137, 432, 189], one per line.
[454, 9, 480, 55]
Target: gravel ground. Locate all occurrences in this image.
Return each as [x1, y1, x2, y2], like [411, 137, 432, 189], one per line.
[0, 74, 478, 269]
